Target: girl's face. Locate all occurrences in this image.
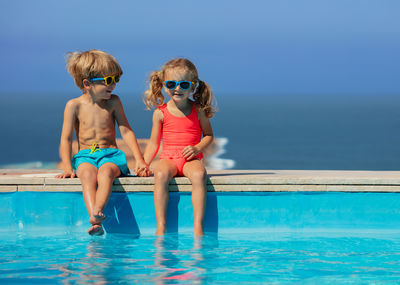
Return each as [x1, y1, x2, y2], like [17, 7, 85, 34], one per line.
[163, 68, 195, 104]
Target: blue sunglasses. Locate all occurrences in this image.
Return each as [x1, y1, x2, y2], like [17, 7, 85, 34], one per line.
[164, 80, 194, 90]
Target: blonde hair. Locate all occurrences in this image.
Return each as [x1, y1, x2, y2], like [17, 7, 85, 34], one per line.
[65, 49, 123, 89]
[143, 58, 216, 118]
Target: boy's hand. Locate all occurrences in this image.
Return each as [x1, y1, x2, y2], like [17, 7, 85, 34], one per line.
[135, 161, 151, 177]
[55, 171, 76, 179]
[136, 168, 153, 177]
[136, 168, 152, 177]
[182, 145, 200, 160]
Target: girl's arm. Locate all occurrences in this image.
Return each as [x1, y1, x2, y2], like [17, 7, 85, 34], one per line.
[182, 110, 214, 160]
[56, 100, 77, 178]
[143, 109, 163, 167]
[113, 95, 148, 174]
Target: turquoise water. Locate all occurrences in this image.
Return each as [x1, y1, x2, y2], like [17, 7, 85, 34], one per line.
[2, 232, 400, 283]
[3, 191, 400, 283]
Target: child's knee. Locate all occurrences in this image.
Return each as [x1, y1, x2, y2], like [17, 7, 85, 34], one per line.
[98, 165, 119, 179]
[154, 169, 172, 183]
[79, 169, 97, 181]
[190, 169, 207, 183]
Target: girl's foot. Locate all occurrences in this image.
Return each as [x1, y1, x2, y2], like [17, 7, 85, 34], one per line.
[88, 224, 104, 236]
[155, 225, 166, 236]
[194, 223, 204, 236]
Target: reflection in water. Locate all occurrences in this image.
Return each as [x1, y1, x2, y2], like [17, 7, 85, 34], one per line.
[153, 234, 219, 284]
[190, 234, 220, 284]
[6, 232, 400, 283]
[57, 237, 111, 284]
[58, 234, 142, 284]
[83, 238, 110, 284]
[52, 233, 220, 284]
[153, 234, 183, 284]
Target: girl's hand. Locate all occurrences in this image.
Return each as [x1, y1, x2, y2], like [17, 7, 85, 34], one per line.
[136, 168, 152, 177]
[136, 167, 153, 177]
[182, 145, 200, 160]
[55, 171, 76, 179]
[135, 161, 151, 177]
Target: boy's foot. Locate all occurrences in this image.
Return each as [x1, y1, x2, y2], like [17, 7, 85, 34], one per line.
[89, 212, 106, 225]
[88, 224, 104, 236]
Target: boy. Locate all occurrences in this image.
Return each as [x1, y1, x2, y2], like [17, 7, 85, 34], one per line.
[56, 49, 148, 235]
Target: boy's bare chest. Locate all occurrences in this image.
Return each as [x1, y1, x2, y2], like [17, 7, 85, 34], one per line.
[77, 105, 114, 128]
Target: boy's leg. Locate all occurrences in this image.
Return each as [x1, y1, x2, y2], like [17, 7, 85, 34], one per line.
[76, 163, 102, 235]
[182, 160, 207, 236]
[154, 159, 178, 235]
[76, 163, 98, 219]
[93, 162, 121, 223]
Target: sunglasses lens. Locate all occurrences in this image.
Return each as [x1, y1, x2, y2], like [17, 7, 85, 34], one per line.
[180, 81, 191, 89]
[165, 81, 177, 89]
[104, 77, 112, 85]
[114, 75, 120, 83]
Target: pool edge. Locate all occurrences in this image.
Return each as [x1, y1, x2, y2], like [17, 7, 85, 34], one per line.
[1, 169, 400, 192]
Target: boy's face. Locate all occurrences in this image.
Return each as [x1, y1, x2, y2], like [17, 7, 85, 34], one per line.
[83, 76, 117, 100]
[163, 68, 195, 104]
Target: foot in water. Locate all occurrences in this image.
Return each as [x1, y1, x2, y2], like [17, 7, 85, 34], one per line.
[194, 223, 205, 236]
[155, 224, 166, 236]
[88, 224, 104, 236]
[89, 212, 106, 225]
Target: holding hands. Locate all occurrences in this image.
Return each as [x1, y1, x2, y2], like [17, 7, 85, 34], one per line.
[135, 144, 200, 177]
[135, 160, 152, 177]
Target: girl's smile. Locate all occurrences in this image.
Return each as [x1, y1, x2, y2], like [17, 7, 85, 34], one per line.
[163, 69, 194, 104]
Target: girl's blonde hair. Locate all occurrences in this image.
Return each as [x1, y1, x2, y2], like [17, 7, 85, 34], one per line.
[143, 58, 216, 118]
[66, 49, 123, 89]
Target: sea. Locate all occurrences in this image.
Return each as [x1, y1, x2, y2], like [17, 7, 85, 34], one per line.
[1, 93, 399, 171]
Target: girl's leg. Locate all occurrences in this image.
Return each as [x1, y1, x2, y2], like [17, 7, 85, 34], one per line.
[93, 162, 121, 222]
[154, 159, 178, 235]
[76, 163, 99, 234]
[182, 160, 207, 236]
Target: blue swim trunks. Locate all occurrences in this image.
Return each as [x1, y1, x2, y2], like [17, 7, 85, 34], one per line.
[72, 148, 130, 176]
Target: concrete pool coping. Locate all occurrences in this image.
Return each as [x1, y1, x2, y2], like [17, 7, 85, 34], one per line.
[1, 169, 400, 193]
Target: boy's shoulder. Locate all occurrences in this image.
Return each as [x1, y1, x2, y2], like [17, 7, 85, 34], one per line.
[65, 97, 82, 109]
[107, 94, 123, 110]
[109, 94, 121, 103]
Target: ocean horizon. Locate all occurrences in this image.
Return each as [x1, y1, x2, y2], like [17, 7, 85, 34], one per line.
[1, 92, 399, 171]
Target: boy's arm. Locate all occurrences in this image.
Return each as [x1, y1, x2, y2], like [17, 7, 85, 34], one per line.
[113, 96, 148, 173]
[143, 109, 163, 165]
[56, 100, 77, 178]
[182, 110, 214, 160]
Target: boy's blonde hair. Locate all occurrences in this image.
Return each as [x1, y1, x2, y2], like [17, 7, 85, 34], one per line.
[66, 49, 123, 89]
[143, 58, 216, 118]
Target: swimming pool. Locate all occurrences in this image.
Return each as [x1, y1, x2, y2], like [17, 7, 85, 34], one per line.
[2, 192, 400, 283]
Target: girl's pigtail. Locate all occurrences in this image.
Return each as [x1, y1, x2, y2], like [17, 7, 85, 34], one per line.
[193, 80, 217, 118]
[143, 71, 165, 109]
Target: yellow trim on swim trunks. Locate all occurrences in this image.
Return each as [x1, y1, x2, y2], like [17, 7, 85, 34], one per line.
[89, 142, 101, 154]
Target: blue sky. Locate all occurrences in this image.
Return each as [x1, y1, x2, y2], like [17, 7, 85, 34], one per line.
[1, 0, 400, 95]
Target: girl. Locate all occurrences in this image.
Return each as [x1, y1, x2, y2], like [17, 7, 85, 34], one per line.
[139, 58, 216, 236]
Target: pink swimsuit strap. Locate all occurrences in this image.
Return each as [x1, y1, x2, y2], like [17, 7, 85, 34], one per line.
[159, 103, 203, 160]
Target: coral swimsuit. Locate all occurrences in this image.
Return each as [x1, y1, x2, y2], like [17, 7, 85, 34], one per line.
[159, 103, 203, 176]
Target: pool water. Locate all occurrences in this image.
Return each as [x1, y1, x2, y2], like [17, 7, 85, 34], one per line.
[2, 231, 400, 283]
[3, 191, 400, 283]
